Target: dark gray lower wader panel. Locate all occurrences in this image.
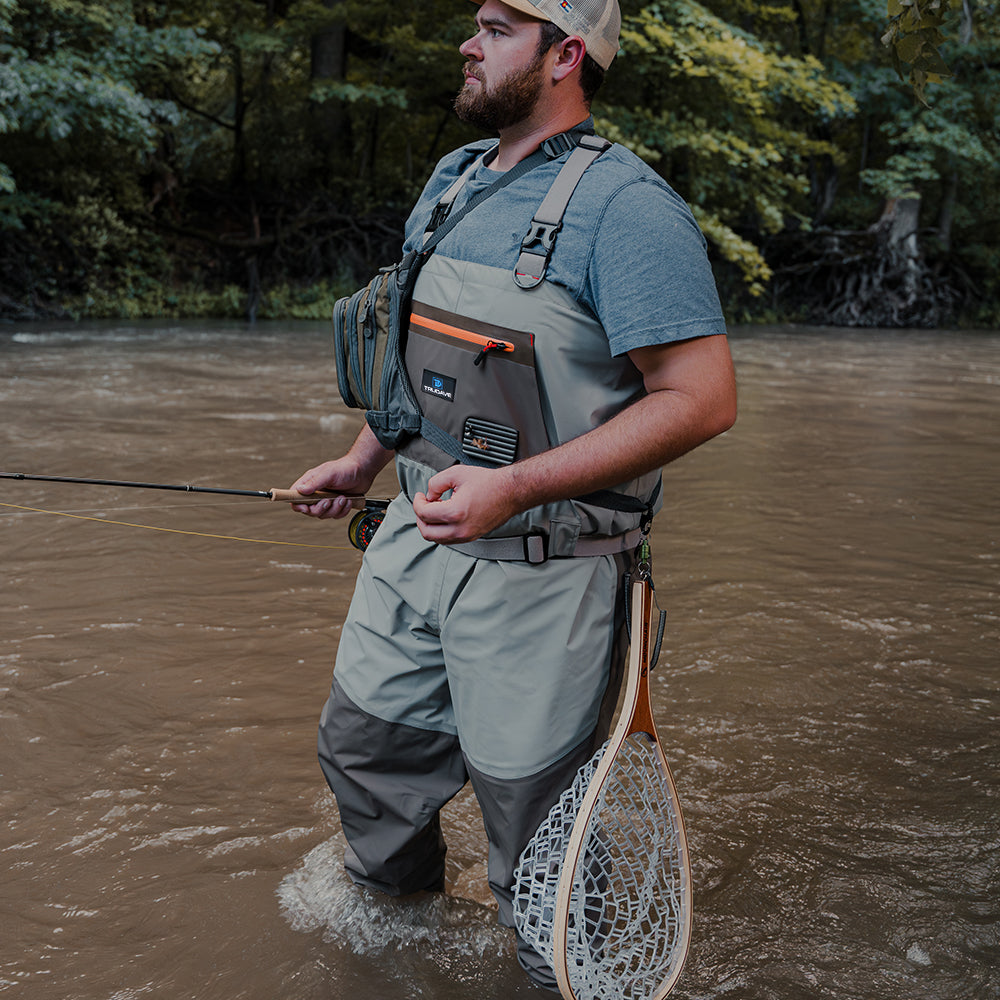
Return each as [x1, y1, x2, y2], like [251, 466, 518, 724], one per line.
[318, 678, 468, 896]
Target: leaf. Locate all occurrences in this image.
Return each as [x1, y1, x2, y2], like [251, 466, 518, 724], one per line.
[896, 32, 925, 63]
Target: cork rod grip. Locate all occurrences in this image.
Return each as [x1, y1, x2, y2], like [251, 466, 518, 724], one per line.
[268, 489, 366, 507]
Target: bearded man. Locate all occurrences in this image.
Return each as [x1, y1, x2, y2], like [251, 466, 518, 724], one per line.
[291, 0, 736, 989]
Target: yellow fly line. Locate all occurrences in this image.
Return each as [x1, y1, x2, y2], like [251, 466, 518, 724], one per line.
[0, 501, 354, 551]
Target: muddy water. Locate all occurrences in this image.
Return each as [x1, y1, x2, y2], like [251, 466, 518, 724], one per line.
[1, 321, 997, 1000]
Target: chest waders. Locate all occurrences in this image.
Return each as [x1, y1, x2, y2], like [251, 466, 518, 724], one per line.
[332, 132, 660, 561]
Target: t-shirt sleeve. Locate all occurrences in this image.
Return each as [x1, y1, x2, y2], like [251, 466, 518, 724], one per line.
[585, 178, 728, 356]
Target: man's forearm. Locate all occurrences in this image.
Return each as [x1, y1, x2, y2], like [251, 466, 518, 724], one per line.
[348, 422, 396, 479]
[500, 378, 735, 513]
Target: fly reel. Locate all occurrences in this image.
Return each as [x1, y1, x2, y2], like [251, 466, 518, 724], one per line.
[348, 500, 389, 551]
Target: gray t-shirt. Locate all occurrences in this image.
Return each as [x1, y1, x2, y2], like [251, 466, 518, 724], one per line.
[402, 131, 727, 357]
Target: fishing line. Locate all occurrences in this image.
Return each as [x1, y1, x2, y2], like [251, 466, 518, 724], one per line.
[1, 472, 388, 551]
[0, 501, 355, 551]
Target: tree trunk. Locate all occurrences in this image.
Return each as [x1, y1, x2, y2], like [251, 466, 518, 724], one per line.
[231, 48, 248, 190]
[938, 172, 958, 252]
[878, 195, 922, 305]
[310, 1, 351, 176]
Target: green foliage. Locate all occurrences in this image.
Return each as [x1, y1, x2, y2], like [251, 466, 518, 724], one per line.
[0, 0, 997, 325]
[0, 1, 218, 171]
[64, 276, 353, 321]
[861, 95, 994, 199]
[604, 0, 856, 294]
[882, 0, 953, 105]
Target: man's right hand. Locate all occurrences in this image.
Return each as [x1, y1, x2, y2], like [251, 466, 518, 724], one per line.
[289, 458, 373, 520]
[289, 425, 395, 520]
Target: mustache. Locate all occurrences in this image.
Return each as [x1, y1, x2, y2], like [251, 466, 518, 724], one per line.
[462, 61, 485, 83]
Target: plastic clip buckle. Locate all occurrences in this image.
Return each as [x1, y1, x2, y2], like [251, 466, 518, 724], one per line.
[521, 219, 561, 255]
[427, 202, 451, 232]
[513, 219, 562, 289]
[541, 132, 578, 158]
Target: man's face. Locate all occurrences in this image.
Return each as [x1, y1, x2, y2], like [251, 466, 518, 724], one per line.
[455, 1, 550, 132]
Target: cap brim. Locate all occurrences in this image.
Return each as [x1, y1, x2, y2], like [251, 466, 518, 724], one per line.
[470, 0, 550, 23]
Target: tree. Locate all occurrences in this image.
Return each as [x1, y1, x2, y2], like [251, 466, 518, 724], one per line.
[2, 0, 996, 324]
[0, 0, 218, 313]
[603, 0, 857, 297]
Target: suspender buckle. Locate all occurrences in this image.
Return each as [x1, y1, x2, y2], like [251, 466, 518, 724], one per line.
[427, 202, 451, 233]
[521, 219, 562, 254]
[514, 220, 562, 289]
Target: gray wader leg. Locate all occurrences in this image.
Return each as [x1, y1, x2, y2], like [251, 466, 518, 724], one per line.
[468, 735, 601, 991]
[317, 497, 634, 989]
[319, 689, 611, 990]
[467, 583, 631, 991]
[318, 677, 468, 896]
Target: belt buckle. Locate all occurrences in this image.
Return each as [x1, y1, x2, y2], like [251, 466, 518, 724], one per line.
[523, 534, 548, 564]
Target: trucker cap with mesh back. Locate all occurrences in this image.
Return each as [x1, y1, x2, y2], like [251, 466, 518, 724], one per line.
[475, 0, 621, 71]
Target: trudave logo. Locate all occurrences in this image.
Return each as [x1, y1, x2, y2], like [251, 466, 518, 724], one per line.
[421, 369, 456, 402]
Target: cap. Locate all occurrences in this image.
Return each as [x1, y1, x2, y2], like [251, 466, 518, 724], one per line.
[484, 0, 621, 71]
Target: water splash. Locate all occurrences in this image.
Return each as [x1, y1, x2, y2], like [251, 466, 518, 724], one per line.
[277, 835, 509, 959]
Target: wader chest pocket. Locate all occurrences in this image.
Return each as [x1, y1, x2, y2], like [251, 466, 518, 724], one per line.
[405, 302, 553, 467]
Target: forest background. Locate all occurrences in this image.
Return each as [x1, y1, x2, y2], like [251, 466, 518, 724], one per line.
[1, 0, 997, 328]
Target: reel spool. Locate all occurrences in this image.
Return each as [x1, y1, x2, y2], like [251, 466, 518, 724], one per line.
[348, 501, 388, 551]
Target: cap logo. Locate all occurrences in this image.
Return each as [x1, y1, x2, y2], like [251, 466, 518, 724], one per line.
[559, 0, 574, 11]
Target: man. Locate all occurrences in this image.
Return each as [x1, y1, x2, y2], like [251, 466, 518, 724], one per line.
[291, 0, 736, 989]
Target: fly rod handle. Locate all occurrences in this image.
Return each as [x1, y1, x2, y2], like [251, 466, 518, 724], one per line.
[269, 489, 366, 507]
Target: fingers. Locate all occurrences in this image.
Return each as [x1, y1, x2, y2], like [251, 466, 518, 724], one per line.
[291, 494, 355, 519]
[412, 492, 460, 542]
[289, 460, 360, 519]
[412, 490, 453, 525]
[291, 466, 329, 496]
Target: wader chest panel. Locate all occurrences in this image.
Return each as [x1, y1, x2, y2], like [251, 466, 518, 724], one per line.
[405, 300, 552, 468]
[396, 254, 661, 554]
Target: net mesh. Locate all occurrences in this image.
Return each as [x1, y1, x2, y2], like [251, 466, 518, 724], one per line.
[513, 732, 688, 1000]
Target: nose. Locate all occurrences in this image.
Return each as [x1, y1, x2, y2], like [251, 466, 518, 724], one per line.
[459, 30, 483, 60]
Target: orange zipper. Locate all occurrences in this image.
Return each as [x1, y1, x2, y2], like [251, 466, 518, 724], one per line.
[410, 311, 515, 355]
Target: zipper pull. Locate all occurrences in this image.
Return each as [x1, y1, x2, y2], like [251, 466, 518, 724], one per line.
[474, 340, 511, 367]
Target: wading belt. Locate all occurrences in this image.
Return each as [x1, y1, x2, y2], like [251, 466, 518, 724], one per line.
[452, 527, 645, 564]
[452, 481, 662, 565]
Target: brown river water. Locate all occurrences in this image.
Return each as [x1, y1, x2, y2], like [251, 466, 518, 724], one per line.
[1, 321, 997, 1000]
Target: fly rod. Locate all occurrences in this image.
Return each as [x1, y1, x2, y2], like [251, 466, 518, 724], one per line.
[0, 472, 364, 507]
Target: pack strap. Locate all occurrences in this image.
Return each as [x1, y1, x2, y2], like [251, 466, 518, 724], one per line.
[421, 126, 596, 252]
[422, 147, 500, 239]
[513, 135, 612, 289]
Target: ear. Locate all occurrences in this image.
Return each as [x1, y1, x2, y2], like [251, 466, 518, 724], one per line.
[550, 35, 587, 82]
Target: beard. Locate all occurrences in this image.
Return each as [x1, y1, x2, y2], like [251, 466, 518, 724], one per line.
[454, 55, 547, 132]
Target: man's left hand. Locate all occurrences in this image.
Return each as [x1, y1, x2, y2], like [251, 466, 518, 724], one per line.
[412, 465, 518, 544]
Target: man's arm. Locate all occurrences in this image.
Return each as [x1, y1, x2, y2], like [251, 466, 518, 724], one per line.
[290, 423, 395, 519]
[412, 333, 737, 543]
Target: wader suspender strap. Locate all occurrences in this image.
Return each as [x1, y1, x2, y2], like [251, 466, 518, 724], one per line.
[422, 147, 501, 242]
[513, 134, 612, 289]
[420, 127, 601, 251]
[421, 144, 539, 251]
[406, 130, 599, 470]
